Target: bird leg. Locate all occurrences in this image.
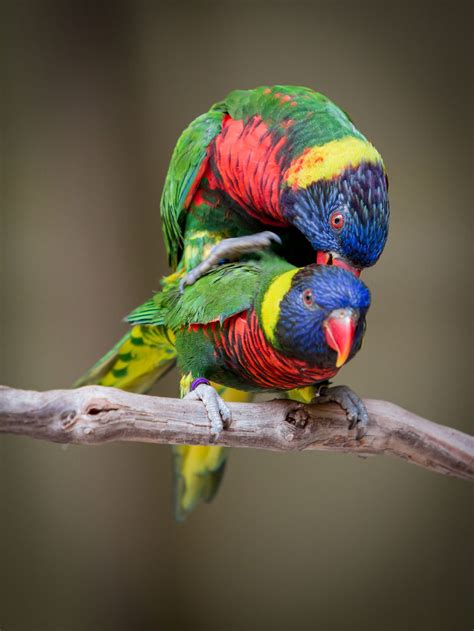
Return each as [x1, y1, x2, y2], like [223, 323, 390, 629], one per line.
[184, 383, 232, 440]
[180, 231, 282, 291]
[313, 384, 369, 439]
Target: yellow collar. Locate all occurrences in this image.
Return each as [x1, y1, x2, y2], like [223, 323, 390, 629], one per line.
[261, 268, 299, 343]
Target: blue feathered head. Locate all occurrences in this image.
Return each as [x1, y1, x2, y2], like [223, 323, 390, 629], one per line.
[281, 162, 389, 271]
[276, 265, 371, 368]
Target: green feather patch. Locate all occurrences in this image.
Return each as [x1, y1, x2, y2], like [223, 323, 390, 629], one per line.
[160, 109, 225, 269]
[164, 262, 261, 330]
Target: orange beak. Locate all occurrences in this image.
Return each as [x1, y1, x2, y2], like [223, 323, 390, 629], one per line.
[316, 251, 361, 278]
[324, 308, 358, 368]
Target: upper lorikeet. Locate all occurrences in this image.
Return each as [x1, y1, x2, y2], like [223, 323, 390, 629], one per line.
[76, 253, 370, 520]
[160, 85, 389, 285]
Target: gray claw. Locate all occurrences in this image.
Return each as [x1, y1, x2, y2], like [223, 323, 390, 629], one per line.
[253, 231, 282, 247]
[184, 383, 232, 440]
[179, 231, 282, 290]
[179, 276, 190, 294]
[315, 385, 369, 439]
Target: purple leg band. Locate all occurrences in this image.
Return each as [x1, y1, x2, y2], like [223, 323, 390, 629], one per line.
[190, 377, 211, 391]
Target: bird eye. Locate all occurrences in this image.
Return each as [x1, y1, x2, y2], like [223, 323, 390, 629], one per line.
[302, 289, 314, 308]
[329, 211, 345, 231]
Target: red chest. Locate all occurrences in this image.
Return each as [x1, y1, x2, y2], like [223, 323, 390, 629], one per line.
[208, 115, 289, 227]
[202, 310, 337, 391]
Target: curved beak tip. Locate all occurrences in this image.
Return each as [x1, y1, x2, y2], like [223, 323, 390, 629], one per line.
[324, 311, 357, 368]
[335, 354, 347, 369]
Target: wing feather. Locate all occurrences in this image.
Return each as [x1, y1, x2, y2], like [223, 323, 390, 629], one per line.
[160, 108, 225, 268]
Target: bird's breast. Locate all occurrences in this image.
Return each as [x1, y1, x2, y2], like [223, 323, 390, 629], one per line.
[203, 310, 337, 390]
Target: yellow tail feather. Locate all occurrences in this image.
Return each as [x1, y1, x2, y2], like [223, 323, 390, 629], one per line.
[285, 385, 317, 404]
[75, 325, 176, 394]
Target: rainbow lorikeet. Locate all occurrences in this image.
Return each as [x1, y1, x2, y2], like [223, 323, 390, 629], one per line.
[161, 85, 389, 287]
[76, 254, 370, 520]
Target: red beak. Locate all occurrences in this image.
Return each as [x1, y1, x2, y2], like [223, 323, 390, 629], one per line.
[324, 309, 358, 368]
[316, 251, 361, 278]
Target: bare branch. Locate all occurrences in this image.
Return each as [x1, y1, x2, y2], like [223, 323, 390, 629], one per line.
[0, 385, 472, 481]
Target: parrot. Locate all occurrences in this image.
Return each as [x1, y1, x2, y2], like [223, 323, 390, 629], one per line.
[160, 85, 390, 288]
[76, 253, 371, 520]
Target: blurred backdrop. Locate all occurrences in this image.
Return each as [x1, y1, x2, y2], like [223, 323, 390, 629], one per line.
[1, 2, 473, 630]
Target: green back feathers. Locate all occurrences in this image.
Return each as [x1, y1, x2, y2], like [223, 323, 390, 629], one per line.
[127, 296, 166, 327]
[222, 85, 364, 154]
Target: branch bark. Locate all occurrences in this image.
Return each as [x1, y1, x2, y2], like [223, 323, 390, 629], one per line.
[0, 385, 473, 481]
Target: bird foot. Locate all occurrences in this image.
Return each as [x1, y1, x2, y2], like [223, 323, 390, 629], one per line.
[313, 384, 369, 439]
[179, 231, 282, 292]
[184, 383, 232, 440]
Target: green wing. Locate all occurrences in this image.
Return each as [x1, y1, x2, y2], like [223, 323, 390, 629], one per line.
[163, 261, 261, 330]
[222, 85, 363, 152]
[160, 108, 226, 269]
[126, 263, 260, 330]
[126, 296, 165, 327]
[128, 254, 292, 331]
[126, 263, 259, 330]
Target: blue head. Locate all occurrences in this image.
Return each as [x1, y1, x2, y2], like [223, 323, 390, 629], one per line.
[281, 161, 389, 272]
[275, 265, 371, 368]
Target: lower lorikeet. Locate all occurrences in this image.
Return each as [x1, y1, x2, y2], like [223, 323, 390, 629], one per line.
[160, 85, 389, 287]
[76, 254, 370, 520]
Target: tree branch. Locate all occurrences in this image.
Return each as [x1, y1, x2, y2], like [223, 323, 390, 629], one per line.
[0, 385, 472, 481]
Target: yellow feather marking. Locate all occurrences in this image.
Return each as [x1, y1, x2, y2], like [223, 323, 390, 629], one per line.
[286, 386, 316, 404]
[177, 444, 225, 512]
[166, 328, 176, 345]
[202, 243, 214, 259]
[284, 137, 383, 189]
[162, 270, 182, 284]
[179, 372, 193, 397]
[100, 325, 176, 392]
[261, 268, 299, 343]
[113, 360, 128, 371]
[183, 236, 221, 269]
[183, 243, 199, 261]
[213, 382, 254, 402]
[182, 230, 231, 271]
[188, 230, 222, 240]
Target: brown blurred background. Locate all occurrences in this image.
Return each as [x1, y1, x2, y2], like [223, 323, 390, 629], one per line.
[1, 2, 473, 630]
